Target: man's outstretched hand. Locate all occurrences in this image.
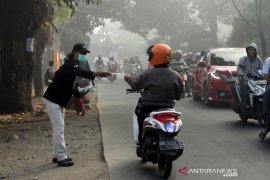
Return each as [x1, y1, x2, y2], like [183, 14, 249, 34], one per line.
[94, 72, 111, 77]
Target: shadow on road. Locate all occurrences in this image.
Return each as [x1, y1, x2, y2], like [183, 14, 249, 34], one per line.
[184, 98, 231, 110]
[223, 120, 261, 131]
[110, 159, 165, 180]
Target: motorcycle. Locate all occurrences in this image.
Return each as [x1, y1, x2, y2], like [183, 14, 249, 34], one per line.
[136, 64, 143, 74]
[227, 71, 267, 127]
[95, 65, 104, 81]
[130, 64, 138, 78]
[127, 89, 184, 179]
[107, 62, 118, 83]
[107, 73, 117, 83]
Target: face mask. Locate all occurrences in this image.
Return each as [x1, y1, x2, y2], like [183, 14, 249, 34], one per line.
[77, 54, 87, 62]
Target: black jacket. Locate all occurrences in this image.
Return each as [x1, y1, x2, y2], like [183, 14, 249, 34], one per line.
[43, 58, 95, 107]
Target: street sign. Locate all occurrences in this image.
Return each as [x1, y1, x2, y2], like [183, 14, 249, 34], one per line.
[26, 38, 34, 52]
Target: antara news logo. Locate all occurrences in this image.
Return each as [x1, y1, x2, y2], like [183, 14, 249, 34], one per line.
[178, 166, 238, 177]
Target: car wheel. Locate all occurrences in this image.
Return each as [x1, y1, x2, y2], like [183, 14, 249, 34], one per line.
[203, 83, 212, 106]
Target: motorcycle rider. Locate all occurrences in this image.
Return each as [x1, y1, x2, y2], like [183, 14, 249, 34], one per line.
[95, 55, 104, 70]
[117, 57, 124, 72]
[129, 57, 136, 65]
[237, 43, 263, 112]
[259, 57, 270, 140]
[124, 43, 183, 147]
[194, 52, 202, 63]
[124, 57, 130, 73]
[186, 52, 193, 66]
[171, 50, 187, 72]
[107, 56, 118, 73]
[135, 56, 143, 73]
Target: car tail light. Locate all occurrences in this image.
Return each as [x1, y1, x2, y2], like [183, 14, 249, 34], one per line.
[154, 113, 179, 124]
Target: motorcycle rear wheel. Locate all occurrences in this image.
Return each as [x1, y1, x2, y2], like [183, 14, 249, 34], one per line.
[158, 154, 173, 179]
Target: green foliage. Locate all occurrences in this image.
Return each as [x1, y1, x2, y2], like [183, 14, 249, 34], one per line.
[53, 3, 72, 26]
[228, 0, 270, 56]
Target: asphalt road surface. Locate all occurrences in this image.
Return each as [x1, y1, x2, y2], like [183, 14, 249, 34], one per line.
[98, 78, 270, 180]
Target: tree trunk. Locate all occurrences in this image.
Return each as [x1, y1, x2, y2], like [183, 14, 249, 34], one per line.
[209, 17, 219, 48]
[256, 0, 267, 58]
[258, 30, 267, 58]
[0, 37, 34, 113]
[0, 0, 47, 113]
[33, 28, 48, 97]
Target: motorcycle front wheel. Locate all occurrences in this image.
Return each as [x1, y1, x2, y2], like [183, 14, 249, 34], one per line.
[158, 154, 173, 179]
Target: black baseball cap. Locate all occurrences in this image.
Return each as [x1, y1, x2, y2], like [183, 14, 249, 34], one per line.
[73, 43, 90, 53]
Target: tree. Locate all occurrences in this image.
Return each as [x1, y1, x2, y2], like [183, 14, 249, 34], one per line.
[33, 2, 73, 98]
[229, 0, 269, 57]
[111, 0, 188, 49]
[185, 0, 235, 48]
[0, 0, 101, 113]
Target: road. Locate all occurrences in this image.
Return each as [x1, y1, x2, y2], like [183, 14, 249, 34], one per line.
[97, 78, 270, 180]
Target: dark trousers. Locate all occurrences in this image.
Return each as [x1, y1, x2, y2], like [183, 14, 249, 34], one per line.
[263, 84, 270, 133]
[135, 104, 172, 143]
[240, 79, 249, 111]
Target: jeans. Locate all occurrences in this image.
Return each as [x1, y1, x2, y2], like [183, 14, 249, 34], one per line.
[43, 98, 67, 161]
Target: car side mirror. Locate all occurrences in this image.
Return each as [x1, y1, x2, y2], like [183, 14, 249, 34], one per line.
[198, 61, 207, 68]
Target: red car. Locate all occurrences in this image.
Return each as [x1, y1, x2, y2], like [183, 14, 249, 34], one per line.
[192, 48, 246, 105]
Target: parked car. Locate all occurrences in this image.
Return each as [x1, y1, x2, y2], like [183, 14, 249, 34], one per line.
[192, 48, 246, 105]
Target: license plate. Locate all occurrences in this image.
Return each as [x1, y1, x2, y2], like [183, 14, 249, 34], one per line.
[159, 140, 184, 150]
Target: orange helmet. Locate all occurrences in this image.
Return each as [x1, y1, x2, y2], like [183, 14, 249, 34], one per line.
[147, 43, 172, 66]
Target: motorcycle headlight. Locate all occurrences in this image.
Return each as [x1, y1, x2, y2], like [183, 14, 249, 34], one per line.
[164, 122, 176, 133]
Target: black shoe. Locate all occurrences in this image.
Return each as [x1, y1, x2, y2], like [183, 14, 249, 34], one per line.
[259, 131, 267, 141]
[52, 157, 72, 163]
[57, 158, 74, 167]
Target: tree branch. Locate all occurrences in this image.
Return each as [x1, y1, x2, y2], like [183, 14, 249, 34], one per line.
[231, 0, 257, 30]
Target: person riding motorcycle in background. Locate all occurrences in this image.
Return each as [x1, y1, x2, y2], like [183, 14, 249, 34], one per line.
[107, 56, 118, 73]
[237, 43, 263, 113]
[135, 56, 143, 73]
[95, 55, 104, 70]
[186, 52, 193, 66]
[124, 57, 130, 73]
[129, 57, 136, 65]
[194, 52, 202, 63]
[124, 43, 184, 145]
[171, 50, 187, 72]
[259, 56, 270, 140]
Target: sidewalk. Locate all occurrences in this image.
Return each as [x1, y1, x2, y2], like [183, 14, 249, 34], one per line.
[0, 91, 109, 180]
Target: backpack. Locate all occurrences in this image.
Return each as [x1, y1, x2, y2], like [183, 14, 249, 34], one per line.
[44, 68, 54, 86]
